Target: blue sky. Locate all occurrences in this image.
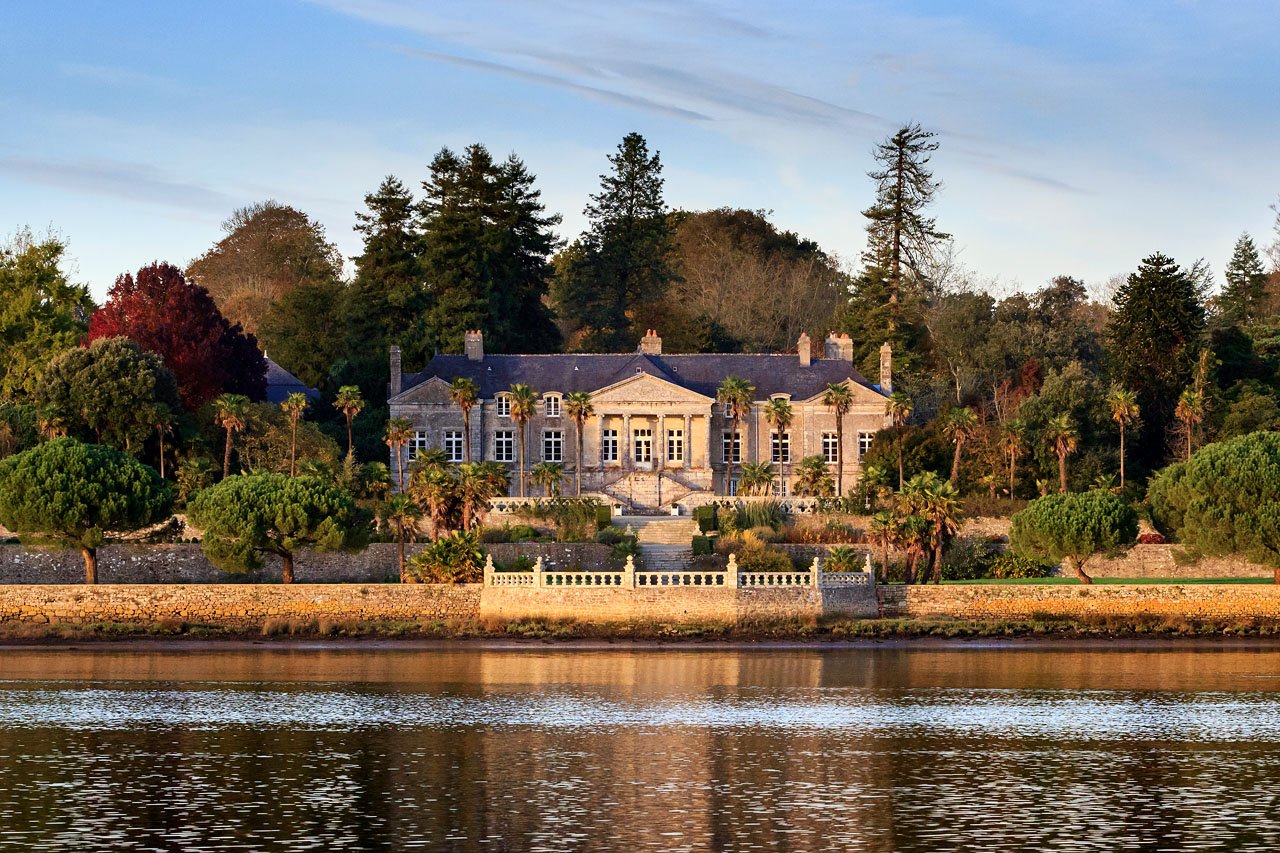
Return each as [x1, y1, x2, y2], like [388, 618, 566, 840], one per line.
[3, 0, 1279, 301]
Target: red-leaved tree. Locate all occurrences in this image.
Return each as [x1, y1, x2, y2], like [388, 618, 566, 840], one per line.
[88, 262, 267, 409]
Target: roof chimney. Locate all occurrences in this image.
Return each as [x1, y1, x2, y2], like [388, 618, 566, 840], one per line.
[825, 332, 853, 362]
[879, 342, 893, 393]
[638, 328, 662, 355]
[797, 332, 811, 367]
[389, 345, 402, 397]
[464, 330, 484, 362]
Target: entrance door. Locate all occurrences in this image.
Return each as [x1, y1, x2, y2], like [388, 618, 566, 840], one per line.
[633, 428, 653, 468]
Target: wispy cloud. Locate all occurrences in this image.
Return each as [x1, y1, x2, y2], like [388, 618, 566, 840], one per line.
[394, 46, 713, 121]
[0, 157, 237, 212]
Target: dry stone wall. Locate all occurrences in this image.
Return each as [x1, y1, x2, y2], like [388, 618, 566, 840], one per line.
[0, 583, 481, 627]
[881, 584, 1280, 621]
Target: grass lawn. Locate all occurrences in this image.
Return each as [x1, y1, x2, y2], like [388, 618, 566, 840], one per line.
[938, 577, 1275, 585]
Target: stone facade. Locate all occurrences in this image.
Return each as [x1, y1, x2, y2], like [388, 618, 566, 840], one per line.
[881, 584, 1280, 621]
[389, 330, 892, 510]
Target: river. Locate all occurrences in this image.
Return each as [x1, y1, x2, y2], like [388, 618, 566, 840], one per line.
[1, 643, 1279, 851]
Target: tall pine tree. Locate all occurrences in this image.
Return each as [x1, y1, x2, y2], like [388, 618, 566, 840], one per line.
[1218, 233, 1269, 326]
[418, 145, 560, 353]
[552, 132, 674, 351]
[861, 123, 950, 329]
[1106, 253, 1206, 469]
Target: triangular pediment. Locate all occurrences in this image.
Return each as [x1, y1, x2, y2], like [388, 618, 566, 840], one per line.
[390, 375, 454, 405]
[800, 378, 887, 406]
[590, 372, 714, 405]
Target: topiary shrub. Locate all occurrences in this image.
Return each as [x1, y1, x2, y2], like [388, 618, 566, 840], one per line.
[1147, 432, 1280, 581]
[691, 535, 713, 556]
[595, 504, 614, 530]
[694, 505, 717, 533]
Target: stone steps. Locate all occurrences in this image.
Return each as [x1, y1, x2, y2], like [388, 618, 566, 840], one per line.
[638, 544, 694, 571]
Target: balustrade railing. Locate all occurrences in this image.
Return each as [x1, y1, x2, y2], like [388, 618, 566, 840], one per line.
[483, 554, 873, 590]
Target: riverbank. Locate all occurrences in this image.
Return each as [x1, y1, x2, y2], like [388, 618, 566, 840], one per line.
[6, 612, 1280, 643]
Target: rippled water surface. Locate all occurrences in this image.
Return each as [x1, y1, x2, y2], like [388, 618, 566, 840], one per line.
[2, 644, 1280, 851]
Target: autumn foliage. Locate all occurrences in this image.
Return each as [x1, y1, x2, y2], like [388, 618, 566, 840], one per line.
[88, 262, 267, 409]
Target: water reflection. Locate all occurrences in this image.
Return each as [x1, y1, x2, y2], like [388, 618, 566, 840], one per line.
[0, 646, 1279, 851]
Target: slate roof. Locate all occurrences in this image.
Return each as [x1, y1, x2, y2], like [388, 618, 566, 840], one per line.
[264, 358, 320, 405]
[399, 353, 882, 401]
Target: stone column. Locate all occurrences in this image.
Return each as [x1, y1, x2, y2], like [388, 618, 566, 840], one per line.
[658, 413, 667, 468]
[683, 413, 692, 468]
[622, 413, 632, 469]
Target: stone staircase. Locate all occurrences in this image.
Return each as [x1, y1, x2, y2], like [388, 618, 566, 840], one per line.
[602, 472, 697, 513]
[619, 516, 700, 572]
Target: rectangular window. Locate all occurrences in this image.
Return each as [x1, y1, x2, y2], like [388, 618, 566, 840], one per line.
[822, 432, 839, 464]
[858, 431, 875, 461]
[443, 429, 464, 463]
[601, 429, 618, 463]
[727, 478, 739, 496]
[771, 431, 791, 464]
[406, 431, 430, 463]
[544, 396, 561, 417]
[633, 428, 652, 464]
[543, 429, 563, 462]
[494, 430, 515, 463]
[666, 429, 684, 463]
[496, 397, 511, 418]
[722, 431, 741, 464]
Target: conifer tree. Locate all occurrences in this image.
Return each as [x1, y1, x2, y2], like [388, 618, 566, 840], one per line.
[1219, 233, 1269, 325]
[1105, 253, 1206, 469]
[552, 132, 674, 351]
[861, 123, 950, 330]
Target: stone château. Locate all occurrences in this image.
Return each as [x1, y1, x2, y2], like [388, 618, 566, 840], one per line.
[388, 330, 892, 510]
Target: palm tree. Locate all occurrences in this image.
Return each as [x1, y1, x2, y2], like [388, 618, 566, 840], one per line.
[738, 461, 776, 496]
[281, 392, 309, 477]
[1043, 414, 1079, 493]
[380, 494, 420, 582]
[213, 393, 249, 479]
[868, 510, 896, 582]
[1000, 419, 1026, 498]
[896, 512, 930, 585]
[792, 455, 835, 496]
[885, 391, 913, 489]
[449, 377, 480, 463]
[531, 461, 565, 497]
[154, 413, 172, 480]
[904, 472, 963, 584]
[564, 390, 594, 496]
[408, 450, 454, 539]
[716, 376, 755, 496]
[821, 383, 854, 497]
[1175, 388, 1204, 462]
[508, 383, 538, 497]
[335, 385, 364, 461]
[763, 397, 794, 495]
[941, 407, 979, 487]
[457, 461, 508, 531]
[384, 416, 414, 492]
[1106, 387, 1139, 490]
[861, 463, 893, 511]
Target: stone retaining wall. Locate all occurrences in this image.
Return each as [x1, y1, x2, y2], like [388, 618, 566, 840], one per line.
[0, 542, 622, 585]
[881, 584, 1280, 621]
[0, 583, 482, 627]
[479, 584, 877, 623]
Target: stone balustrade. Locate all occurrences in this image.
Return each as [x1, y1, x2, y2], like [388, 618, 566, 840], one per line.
[483, 553, 872, 591]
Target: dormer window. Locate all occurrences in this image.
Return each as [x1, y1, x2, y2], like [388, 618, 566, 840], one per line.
[496, 394, 511, 418]
[544, 394, 562, 418]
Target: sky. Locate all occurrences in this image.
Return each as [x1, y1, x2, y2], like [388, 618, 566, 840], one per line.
[3, 0, 1279, 301]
